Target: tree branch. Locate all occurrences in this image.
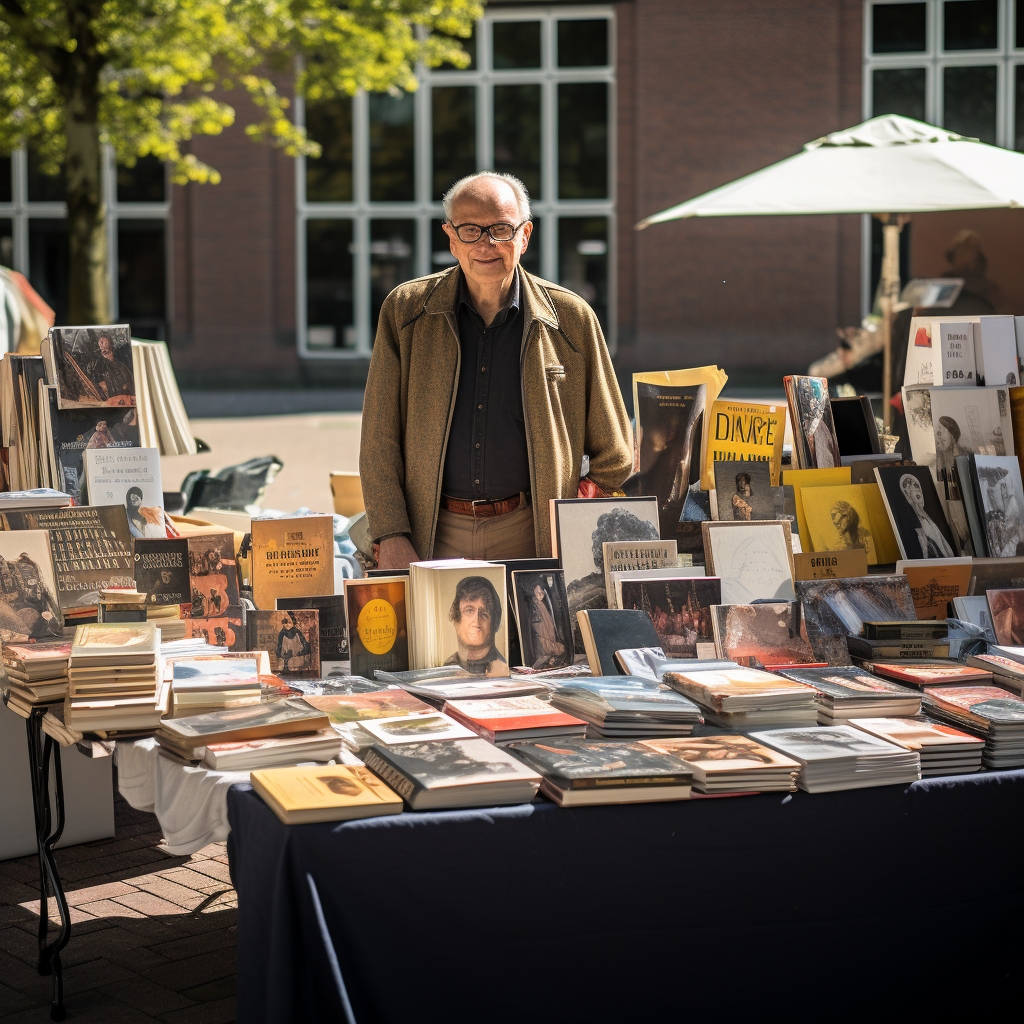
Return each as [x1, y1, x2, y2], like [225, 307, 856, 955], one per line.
[0, 0, 69, 79]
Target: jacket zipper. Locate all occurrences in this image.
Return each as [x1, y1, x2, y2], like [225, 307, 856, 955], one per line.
[431, 311, 462, 556]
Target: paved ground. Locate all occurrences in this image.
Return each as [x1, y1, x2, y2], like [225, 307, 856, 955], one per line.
[0, 781, 238, 1023]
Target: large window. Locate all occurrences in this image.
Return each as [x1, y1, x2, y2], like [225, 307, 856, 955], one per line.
[0, 150, 168, 337]
[863, 0, 1024, 310]
[297, 6, 615, 357]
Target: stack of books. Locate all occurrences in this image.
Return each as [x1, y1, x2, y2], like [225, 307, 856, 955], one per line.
[362, 738, 542, 809]
[0, 488, 71, 510]
[65, 622, 166, 734]
[509, 739, 694, 806]
[859, 661, 993, 689]
[171, 656, 262, 714]
[751, 726, 922, 793]
[1, 639, 72, 712]
[148, 603, 186, 641]
[203, 729, 343, 771]
[303, 689, 439, 752]
[251, 764, 403, 824]
[155, 699, 331, 762]
[547, 678, 703, 738]
[374, 667, 548, 706]
[850, 718, 985, 776]
[641, 735, 801, 794]
[922, 686, 1024, 768]
[967, 649, 1024, 693]
[661, 666, 817, 728]
[442, 695, 587, 745]
[775, 666, 922, 724]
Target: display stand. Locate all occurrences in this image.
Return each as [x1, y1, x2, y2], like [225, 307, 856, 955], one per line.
[24, 707, 70, 1022]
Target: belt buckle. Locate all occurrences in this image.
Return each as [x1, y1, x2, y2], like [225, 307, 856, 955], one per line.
[470, 498, 490, 518]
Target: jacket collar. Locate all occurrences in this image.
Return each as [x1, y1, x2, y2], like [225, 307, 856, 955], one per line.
[422, 265, 559, 332]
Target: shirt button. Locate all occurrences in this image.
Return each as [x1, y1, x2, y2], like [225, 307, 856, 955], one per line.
[481, 367, 486, 373]
[475, 443, 481, 449]
[477, 404, 483, 410]
[475, 479, 480, 485]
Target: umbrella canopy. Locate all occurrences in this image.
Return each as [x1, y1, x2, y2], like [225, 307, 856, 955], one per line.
[636, 115, 1024, 227]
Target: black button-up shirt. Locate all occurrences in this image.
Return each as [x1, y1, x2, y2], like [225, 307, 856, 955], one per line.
[441, 269, 531, 501]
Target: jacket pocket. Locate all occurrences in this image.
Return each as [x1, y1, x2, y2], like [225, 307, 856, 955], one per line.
[545, 363, 566, 382]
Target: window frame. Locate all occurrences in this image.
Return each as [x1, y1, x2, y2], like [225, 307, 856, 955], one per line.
[296, 3, 616, 360]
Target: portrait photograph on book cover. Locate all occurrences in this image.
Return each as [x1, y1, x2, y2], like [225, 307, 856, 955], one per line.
[512, 569, 572, 671]
[442, 573, 509, 677]
[973, 456, 1024, 558]
[50, 325, 136, 409]
[875, 466, 957, 560]
[0, 530, 62, 642]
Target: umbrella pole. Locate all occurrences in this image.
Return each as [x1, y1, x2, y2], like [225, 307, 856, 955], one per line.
[877, 213, 906, 432]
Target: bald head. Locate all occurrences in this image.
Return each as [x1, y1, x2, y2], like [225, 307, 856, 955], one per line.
[442, 172, 531, 223]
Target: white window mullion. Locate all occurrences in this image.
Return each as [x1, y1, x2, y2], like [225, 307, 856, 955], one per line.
[353, 90, 372, 352]
[541, 75, 558, 281]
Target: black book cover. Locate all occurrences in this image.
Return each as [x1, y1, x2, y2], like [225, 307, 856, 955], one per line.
[582, 608, 663, 675]
[133, 538, 190, 605]
[829, 395, 881, 457]
[278, 594, 349, 669]
[495, 557, 559, 668]
[51, 404, 140, 504]
[509, 739, 693, 789]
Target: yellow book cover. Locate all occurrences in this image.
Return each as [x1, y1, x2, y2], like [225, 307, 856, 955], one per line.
[250, 764, 403, 825]
[250, 514, 335, 610]
[895, 559, 973, 620]
[801, 485, 878, 564]
[702, 400, 786, 489]
[781, 467, 852, 550]
[861, 482, 901, 564]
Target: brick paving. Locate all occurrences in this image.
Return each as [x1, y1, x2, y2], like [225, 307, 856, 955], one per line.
[0, 782, 237, 1023]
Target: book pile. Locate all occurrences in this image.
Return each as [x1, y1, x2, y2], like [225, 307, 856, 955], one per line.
[203, 729, 343, 771]
[775, 666, 922, 723]
[860, 661, 993, 690]
[509, 739, 694, 806]
[303, 689, 440, 753]
[548, 678, 703, 738]
[362, 738, 542, 810]
[851, 718, 985, 776]
[155, 699, 331, 762]
[1, 639, 72, 712]
[846, 620, 950, 661]
[171, 656, 262, 714]
[751, 726, 921, 793]
[0, 488, 70, 510]
[375, 668, 548, 707]
[662, 666, 818, 728]
[641, 735, 801, 794]
[922, 686, 1024, 768]
[252, 764, 402, 824]
[65, 622, 166, 735]
[129, 338, 199, 456]
[148, 602, 186, 641]
[443, 695, 587, 745]
[968, 649, 1024, 693]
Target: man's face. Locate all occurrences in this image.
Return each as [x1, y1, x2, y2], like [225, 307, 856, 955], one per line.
[456, 596, 493, 649]
[98, 336, 113, 359]
[443, 179, 532, 290]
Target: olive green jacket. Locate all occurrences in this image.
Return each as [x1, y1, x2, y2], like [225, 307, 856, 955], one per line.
[359, 266, 633, 559]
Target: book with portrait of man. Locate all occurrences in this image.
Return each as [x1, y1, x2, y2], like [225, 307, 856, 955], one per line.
[874, 466, 958, 561]
[511, 568, 573, 672]
[0, 529, 63, 642]
[47, 325, 136, 410]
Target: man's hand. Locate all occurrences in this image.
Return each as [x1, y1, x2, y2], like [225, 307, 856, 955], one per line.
[376, 535, 419, 570]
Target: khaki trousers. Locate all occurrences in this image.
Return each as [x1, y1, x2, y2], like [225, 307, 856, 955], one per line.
[432, 496, 537, 560]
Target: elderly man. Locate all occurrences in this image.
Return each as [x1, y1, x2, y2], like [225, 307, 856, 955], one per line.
[360, 171, 632, 568]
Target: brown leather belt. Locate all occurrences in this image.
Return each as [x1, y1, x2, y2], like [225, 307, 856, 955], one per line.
[442, 493, 523, 517]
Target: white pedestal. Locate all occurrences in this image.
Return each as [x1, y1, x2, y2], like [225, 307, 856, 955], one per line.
[0, 703, 115, 862]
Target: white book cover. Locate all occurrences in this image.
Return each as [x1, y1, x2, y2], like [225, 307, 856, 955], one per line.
[935, 322, 975, 386]
[83, 446, 166, 538]
[976, 316, 1019, 387]
[360, 713, 476, 746]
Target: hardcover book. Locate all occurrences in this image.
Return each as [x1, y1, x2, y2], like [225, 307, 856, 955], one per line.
[183, 528, 241, 648]
[1, 504, 135, 617]
[0, 528, 62, 641]
[510, 568, 573, 671]
[662, 666, 815, 713]
[51, 406, 140, 504]
[48, 325, 136, 409]
[156, 699, 331, 753]
[702, 399, 784, 487]
[342, 576, 409, 677]
[781, 466, 852, 551]
[895, 558, 972, 620]
[133, 538, 190, 606]
[443, 695, 587, 743]
[82, 446, 165, 537]
[248, 608, 320, 677]
[71, 622, 159, 664]
[783, 375, 841, 470]
[711, 602, 815, 668]
[250, 514, 335, 610]
[601, 540, 678, 607]
[923, 684, 1024, 728]
[799, 484, 878, 563]
[874, 466, 957, 559]
[359, 713, 476, 746]
[935, 321, 976, 385]
[278, 594, 349, 672]
[829, 395, 881, 456]
[851, 717, 984, 753]
[618, 577, 721, 658]
[251, 764, 403, 825]
[866, 662, 993, 688]
[970, 455, 1024, 559]
[202, 729, 343, 771]
[576, 607, 663, 675]
[701, 520, 796, 605]
[304, 689, 435, 726]
[986, 588, 1024, 647]
[975, 315, 1019, 386]
[641, 734, 800, 793]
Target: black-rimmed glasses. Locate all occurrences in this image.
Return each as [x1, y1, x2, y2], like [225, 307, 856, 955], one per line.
[448, 220, 529, 243]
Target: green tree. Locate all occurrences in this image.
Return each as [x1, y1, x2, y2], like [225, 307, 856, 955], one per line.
[0, 0, 479, 322]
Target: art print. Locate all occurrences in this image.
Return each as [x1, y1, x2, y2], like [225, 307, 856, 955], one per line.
[702, 521, 795, 605]
[875, 466, 957, 560]
[0, 530, 62, 641]
[437, 570, 509, 677]
[512, 569, 572, 671]
[50, 325, 136, 409]
[973, 456, 1024, 559]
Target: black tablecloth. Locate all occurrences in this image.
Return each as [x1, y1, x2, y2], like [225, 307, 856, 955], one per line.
[228, 771, 1024, 1023]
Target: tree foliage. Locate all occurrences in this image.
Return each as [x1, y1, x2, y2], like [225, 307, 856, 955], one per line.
[0, 0, 481, 183]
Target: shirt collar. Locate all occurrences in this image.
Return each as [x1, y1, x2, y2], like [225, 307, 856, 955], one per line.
[458, 266, 521, 326]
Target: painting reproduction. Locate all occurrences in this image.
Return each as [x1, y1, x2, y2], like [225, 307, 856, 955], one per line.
[702, 521, 795, 605]
[986, 589, 1024, 647]
[0, 530, 62, 642]
[784, 375, 841, 470]
[713, 460, 783, 521]
[50, 325, 136, 409]
[800, 485, 877, 563]
[874, 466, 957, 560]
[618, 577, 721, 658]
[437, 566, 510, 677]
[972, 455, 1024, 558]
[511, 569, 573, 671]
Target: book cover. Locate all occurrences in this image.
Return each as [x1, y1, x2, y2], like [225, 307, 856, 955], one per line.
[904, 315, 979, 387]
[601, 540, 677, 608]
[663, 667, 813, 710]
[875, 466, 958, 559]
[171, 657, 259, 692]
[550, 496, 660, 653]
[510, 739, 693, 788]
[0, 528, 63, 641]
[642, 734, 801, 776]
[2, 504, 135, 615]
[750, 725, 908, 762]
[71, 622, 159, 662]
[936, 321, 976, 385]
[976, 315, 1019, 387]
[781, 467, 852, 551]
[793, 549, 869, 580]
[711, 602, 815, 667]
[776, 666, 920, 701]
[359, 713, 476, 746]
[701, 521, 796, 605]
[870, 663, 993, 687]
[342, 577, 409, 677]
[511, 568, 572, 671]
[444, 695, 587, 739]
[702, 399, 784, 488]
[133, 538, 190, 606]
[184, 530, 241, 647]
[851, 718, 984, 751]
[829, 395, 881, 456]
[618, 577, 720, 658]
[986, 588, 1024, 647]
[713, 460, 785, 522]
[924, 684, 1024, 724]
[49, 325, 136, 409]
[800, 484, 878, 564]
[577, 608, 662, 675]
[971, 455, 1024, 558]
[82, 446, 165, 537]
[51, 406, 140, 505]
[304, 689, 434, 725]
[248, 608, 320, 677]
[157, 698, 330, 747]
[250, 765, 403, 825]
[784, 375, 841, 470]
[895, 558, 972, 620]
[250, 514, 334, 610]
[278, 594, 349, 671]
[952, 595, 997, 641]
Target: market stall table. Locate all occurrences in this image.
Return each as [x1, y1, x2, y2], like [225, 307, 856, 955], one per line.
[227, 772, 1024, 1023]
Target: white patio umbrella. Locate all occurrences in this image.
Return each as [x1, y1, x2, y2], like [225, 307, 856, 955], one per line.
[637, 115, 1024, 427]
